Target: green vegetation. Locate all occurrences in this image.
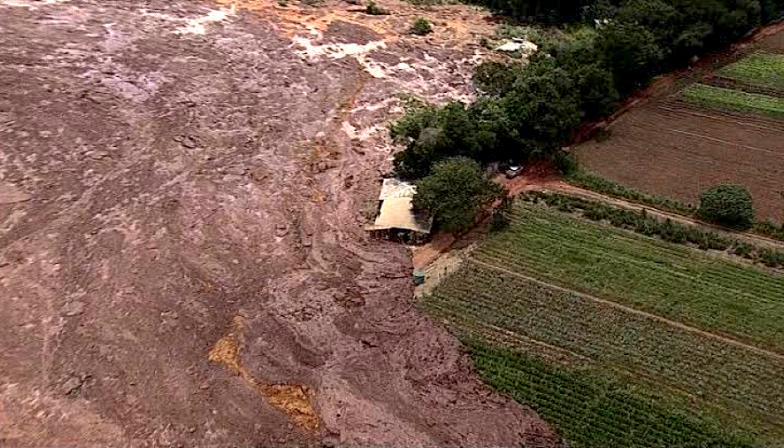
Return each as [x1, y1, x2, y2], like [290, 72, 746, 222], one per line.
[682, 84, 784, 118]
[413, 157, 504, 233]
[755, 220, 784, 241]
[718, 52, 784, 91]
[426, 260, 784, 444]
[474, 202, 784, 350]
[698, 184, 755, 230]
[468, 344, 757, 448]
[390, 0, 784, 182]
[423, 201, 784, 445]
[409, 17, 433, 35]
[567, 170, 696, 214]
[365, 0, 389, 15]
[568, 170, 784, 241]
[521, 191, 784, 268]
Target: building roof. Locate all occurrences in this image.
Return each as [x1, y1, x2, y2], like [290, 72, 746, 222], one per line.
[378, 178, 417, 200]
[366, 177, 433, 234]
[365, 196, 433, 234]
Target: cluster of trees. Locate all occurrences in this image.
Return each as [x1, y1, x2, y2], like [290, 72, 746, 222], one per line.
[474, 0, 784, 30]
[394, 0, 783, 232]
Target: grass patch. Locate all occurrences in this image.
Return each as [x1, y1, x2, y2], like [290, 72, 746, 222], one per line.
[522, 191, 784, 268]
[717, 52, 784, 91]
[566, 170, 696, 215]
[682, 83, 784, 118]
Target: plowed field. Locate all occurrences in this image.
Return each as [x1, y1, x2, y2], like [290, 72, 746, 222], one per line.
[575, 29, 784, 223]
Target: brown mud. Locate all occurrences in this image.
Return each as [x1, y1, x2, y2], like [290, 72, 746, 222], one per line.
[0, 0, 558, 447]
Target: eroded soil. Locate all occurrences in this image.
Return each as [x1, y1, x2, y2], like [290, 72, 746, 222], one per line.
[0, 0, 558, 446]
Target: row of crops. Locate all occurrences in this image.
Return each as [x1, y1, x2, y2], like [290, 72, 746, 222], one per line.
[683, 83, 784, 118]
[474, 202, 784, 351]
[718, 52, 784, 92]
[468, 343, 756, 448]
[422, 201, 784, 446]
[683, 52, 784, 118]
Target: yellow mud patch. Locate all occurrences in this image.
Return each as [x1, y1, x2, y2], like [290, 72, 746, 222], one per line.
[215, 0, 497, 44]
[208, 316, 321, 431]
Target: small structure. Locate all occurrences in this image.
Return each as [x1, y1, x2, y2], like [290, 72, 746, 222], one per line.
[365, 178, 433, 244]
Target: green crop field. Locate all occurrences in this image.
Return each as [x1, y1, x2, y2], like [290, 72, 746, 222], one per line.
[469, 343, 757, 448]
[473, 202, 784, 351]
[718, 52, 784, 91]
[423, 201, 784, 447]
[682, 83, 784, 118]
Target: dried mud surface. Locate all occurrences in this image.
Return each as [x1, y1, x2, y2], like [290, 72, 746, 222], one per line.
[0, 0, 558, 447]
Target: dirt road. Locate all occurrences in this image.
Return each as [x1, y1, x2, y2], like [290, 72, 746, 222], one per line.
[0, 1, 558, 447]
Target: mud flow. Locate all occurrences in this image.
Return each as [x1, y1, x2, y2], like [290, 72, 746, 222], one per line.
[0, 0, 559, 446]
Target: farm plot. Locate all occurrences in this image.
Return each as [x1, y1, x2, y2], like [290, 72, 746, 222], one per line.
[469, 344, 757, 448]
[574, 98, 784, 223]
[423, 202, 784, 446]
[716, 52, 784, 91]
[472, 202, 784, 351]
[683, 83, 784, 118]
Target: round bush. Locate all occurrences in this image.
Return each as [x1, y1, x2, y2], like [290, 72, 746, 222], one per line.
[697, 184, 754, 229]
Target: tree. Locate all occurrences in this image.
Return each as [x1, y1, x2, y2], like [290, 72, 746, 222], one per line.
[500, 58, 582, 158]
[391, 101, 505, 179]
[597, 21, 664, 94]
[697, 184, 754, 229]
[617, 0, 680, 61]
[414, 157, 505, 233]
[473, 61, 522, 97]
[571, 62, 619, 119]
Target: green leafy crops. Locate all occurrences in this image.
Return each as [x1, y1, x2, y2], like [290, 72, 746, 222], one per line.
[425, 261, 784, 440]
[682, 83, 784, 118]
[423, 202, 784, 446]
[468, 343, 757, 448]
[477, 202, 784, 351]
[718, 52, 784, 91]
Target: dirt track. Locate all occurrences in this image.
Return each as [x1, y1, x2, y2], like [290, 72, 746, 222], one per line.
[0, 1, 558, 446]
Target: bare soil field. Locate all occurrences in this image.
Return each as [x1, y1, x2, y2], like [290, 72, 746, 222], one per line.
[574, 29, 784, 224]
[0, 1, 558, 447]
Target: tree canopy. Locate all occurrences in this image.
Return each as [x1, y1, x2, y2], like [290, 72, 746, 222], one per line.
[414, 157, 505, 233]
[698, 185, 755, 229]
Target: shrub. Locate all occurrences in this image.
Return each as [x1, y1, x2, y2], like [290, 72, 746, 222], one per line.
[365, 0, 389, 15]
[410, 18, 433, 35]
[753, 220, 784, 242]
[473, 61, 521, 97]
[732, 241, 754, 259]
[698, 185, 754, 230]
[553, 151, 579, 175]
[759, 248, 784, 268]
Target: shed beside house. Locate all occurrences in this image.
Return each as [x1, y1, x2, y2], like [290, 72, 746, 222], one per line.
[365, 178, 433, 243]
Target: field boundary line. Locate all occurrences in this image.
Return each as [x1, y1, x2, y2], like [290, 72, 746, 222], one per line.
[666, 128, 781, 155]
[468, 258, 784, 362]
[656, 104, 784, 132]
[530, 182, 784, 251]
